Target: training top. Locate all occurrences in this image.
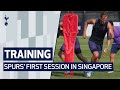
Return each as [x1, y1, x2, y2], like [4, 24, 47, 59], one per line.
[113, 26, 120, 44]
[89, 19, 109, 45]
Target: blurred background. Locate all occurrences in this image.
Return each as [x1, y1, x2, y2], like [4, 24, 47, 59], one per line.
[60, 11, 120, 36]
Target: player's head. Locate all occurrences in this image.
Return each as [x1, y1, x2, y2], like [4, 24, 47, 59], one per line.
[59, 20, 63, 26]
[100, 11, 108, 24]
[59, 20, 63, 30]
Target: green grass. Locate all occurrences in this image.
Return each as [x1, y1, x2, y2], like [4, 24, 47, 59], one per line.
[51, 36, 120, 79]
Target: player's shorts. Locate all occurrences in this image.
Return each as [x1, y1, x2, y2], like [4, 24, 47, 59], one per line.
[60, 37, 81, 54]
[88, 40, 103, 59]
[111, 44, 120, 54]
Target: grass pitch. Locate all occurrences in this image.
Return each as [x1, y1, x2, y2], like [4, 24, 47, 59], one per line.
[51, 36, 120, 79]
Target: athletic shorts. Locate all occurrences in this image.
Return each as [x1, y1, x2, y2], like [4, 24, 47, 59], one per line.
[60, 37, 81, 54]
[88, 40, 103, 59]
[111, 44, 120, 54]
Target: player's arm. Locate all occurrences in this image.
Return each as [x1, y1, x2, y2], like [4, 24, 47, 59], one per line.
[104, 22, 114, 51]
[107, 22, 114, 39]
[103, 38, 111, 57]
[104, 39, 111, 52]
[104, 35, 111, 53]
[57, 22, 63, 38]
[83, 18, 96, 39]
[107, 39, 111, 49]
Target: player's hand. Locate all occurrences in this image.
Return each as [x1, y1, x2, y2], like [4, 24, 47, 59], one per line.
[104, 48, 108, 53]
[83, 34, 86, 39]
[103, 48, 109, 57]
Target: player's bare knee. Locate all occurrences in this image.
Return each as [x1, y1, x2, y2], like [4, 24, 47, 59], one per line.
[94, 53, 99, 59]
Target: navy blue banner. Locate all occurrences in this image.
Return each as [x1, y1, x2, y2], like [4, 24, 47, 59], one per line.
[3, 62, 113, 71]
[3, 47, 53, 61]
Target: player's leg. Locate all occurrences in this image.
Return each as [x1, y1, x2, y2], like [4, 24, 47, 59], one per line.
[75, 37, 88, 62]
[92, 44, 102, 74]
[58, 43, 65, 62]
[85, 41, 101, 77]
[76, 53, 88, 62]
[97, 44, 103, 61]
[58, 44, 70, 75]
[110, 53, 115, 63]
[108, 44, 119, 73]
[88, 40, 100, 62]
[75, 37, 90, 77]
[88, 51, 99, 75]
[91, 44, 103, 62]
[91, 51, 99, 62]
[110, 44, 119, 63]
[107, 53, 115, 73]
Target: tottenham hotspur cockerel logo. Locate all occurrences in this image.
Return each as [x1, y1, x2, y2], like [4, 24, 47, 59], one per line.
[4, 15, 9, 26]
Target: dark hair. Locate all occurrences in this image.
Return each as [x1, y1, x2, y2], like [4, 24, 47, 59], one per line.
[100, 11, 108, 17]
[109, 20, 114, 26]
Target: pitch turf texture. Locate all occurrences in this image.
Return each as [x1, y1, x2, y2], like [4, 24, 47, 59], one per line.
[51, 36, 120, 79]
